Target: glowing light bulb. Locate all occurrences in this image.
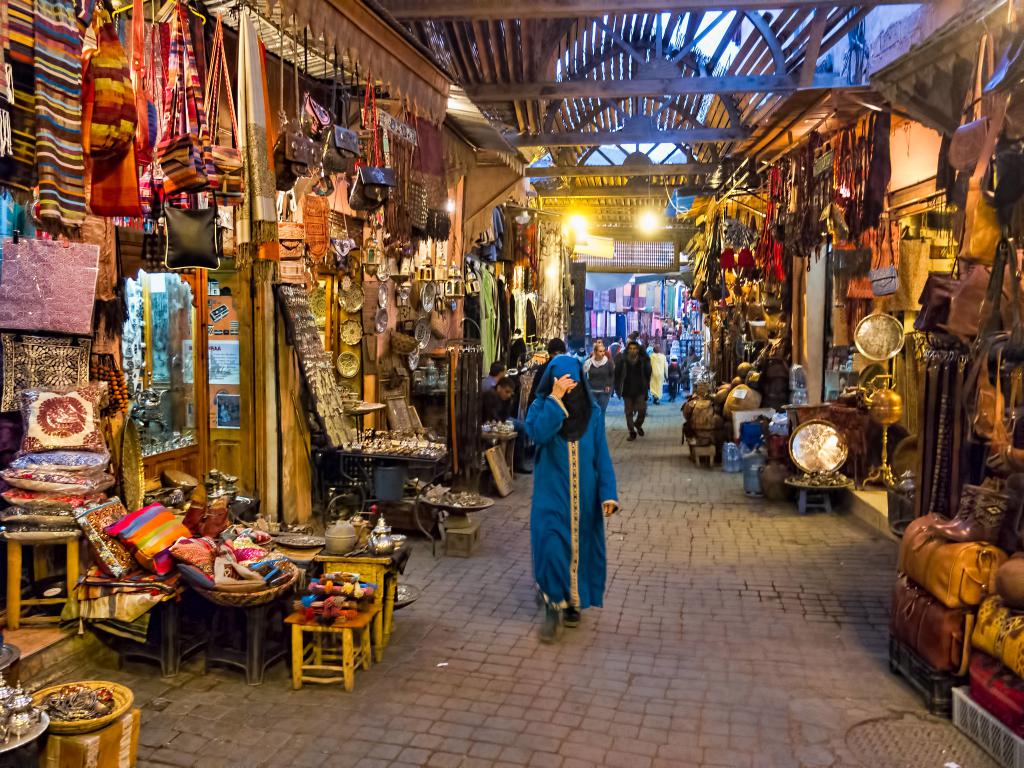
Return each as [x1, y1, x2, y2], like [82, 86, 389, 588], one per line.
[636, 209, 661, 236]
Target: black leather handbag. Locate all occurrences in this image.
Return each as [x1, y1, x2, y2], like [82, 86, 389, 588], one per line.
[349, 165, 395, 211]
[163, 204, 221, 270]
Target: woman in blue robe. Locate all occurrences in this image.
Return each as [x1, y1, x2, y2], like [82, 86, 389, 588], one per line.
[525, 354, 618, 642]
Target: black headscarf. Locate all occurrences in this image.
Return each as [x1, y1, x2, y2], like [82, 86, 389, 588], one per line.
[536, 354, 594, 441]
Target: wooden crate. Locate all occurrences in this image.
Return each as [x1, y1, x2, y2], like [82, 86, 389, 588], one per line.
[444, 519, 481, 557]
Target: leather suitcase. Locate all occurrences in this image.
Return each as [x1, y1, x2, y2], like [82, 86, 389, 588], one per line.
[890, 576, 973, 675]
[970, 652, 1024, 736]
[898, 514, 1007, 608]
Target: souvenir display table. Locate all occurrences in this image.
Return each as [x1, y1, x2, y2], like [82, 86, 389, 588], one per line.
[313, 543, 410, 660]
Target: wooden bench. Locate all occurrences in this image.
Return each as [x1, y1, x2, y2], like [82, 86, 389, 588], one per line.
[286, 607, 380, 691]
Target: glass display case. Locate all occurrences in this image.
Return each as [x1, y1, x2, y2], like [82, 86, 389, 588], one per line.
[123, 271, 199, 458]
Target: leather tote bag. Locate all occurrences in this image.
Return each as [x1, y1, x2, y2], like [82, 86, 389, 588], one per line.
[163, 203, 221, 270]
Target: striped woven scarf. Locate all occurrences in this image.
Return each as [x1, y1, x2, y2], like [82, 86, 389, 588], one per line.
[34, 0, 86, 230]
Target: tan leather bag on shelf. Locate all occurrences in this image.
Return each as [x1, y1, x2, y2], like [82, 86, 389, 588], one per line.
[898, 514, 1008, 609]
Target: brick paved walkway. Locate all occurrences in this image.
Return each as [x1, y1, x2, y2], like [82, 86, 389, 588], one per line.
[87, 400, 970, 767]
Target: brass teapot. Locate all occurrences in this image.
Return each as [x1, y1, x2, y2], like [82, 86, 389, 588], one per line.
[864, 375, 903, 426]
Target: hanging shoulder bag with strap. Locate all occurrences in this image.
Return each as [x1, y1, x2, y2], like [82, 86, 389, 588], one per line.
[204, 15, 243, 206]
[163, 199, 221, 270]
[82, 8, 137, 160]
[272, 15, 318, 191]
[156, 2, 210, 195]
[349, 79, 395, 211]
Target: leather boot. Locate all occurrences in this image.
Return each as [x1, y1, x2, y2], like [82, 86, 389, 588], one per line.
[539, 604, 562, 643]
[928, 484, 1011, 543]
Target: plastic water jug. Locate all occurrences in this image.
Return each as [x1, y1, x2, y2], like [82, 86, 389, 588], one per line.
[742, 449, 766, 496]
[722, 442, 742, 473]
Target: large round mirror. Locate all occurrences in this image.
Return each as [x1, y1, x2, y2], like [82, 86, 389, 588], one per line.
[789, 419, 849, 474]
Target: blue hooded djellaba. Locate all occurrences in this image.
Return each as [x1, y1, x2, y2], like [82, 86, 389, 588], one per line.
[525, 354, 618, 610]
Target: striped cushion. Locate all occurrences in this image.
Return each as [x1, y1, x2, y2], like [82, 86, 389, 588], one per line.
[105, 503, 189, 575]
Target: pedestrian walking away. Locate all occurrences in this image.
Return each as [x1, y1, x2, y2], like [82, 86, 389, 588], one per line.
[649, 343, 667, 404]
[667, 355, 682, 402]
[614, 340, 652, 440]
[584, 339, 614, 414]
[525, 355, 618, 643]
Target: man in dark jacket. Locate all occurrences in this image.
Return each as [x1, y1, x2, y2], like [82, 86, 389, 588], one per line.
[614, 341, 652, 441]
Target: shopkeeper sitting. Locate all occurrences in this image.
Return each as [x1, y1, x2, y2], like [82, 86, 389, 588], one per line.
[481, 362, 507, 393]
[482, 378, 531, 474]
[482, 377, 516, 423]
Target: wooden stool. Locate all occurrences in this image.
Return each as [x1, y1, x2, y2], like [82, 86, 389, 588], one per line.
[443, 519, 481, 557]
[796, 488, 833, 515]
[690, 443, 716, 468]
[286, 607, 380, 691]
[5, 534, 79, 630]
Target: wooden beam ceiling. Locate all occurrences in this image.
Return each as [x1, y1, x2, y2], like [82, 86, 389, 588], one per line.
[537, 186, 707, 199]
[526, 162, 717, 178]
[385, 1, 913, 20]
[465, 74, 850, 102]
[513, 126, 748, 147]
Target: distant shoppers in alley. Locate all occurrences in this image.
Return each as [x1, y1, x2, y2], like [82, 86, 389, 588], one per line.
[649, 343, 667, 405]
[481, 362, 507, 393]
[667, 356, 682, 402]
[614, 340, 652, 441]
[527, 337, 567, 405]
[584, 340, 614, 414]
[526, 355, 618, 642]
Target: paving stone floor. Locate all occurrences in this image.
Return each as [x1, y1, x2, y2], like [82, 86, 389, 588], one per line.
[81, 399, 976, 767]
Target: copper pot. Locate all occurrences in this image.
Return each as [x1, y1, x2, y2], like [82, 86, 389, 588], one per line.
[867, 387, 903, 426]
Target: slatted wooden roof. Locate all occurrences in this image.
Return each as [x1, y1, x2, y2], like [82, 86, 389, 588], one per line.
[382, 0, 922, 224]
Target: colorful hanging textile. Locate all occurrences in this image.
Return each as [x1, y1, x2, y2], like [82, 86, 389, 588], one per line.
[34, 0, 86, 229]
[233, 12, 277, 266]
[0, 0, 36, 192]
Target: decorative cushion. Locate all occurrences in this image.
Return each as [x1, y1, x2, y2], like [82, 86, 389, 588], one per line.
[1, 488, 106, 510]
[75, 498, 135, 578]
[104, 503, 190, 575]
[176, 563, 216, 589]
[8, 449, 110, 473]
[0, 467, 114, 494]
[19, 384, 107, 454]
[169, 537, 217, 576]
[1, 335, 92, 413]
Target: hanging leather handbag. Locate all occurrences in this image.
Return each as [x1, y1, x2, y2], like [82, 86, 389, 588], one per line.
[322, 54, 360, 174]
[890, 575, 973, 675]
[156, 3, 210, 195]
[349, 80, 395, 211]
[914, 273, 959, 332]
[951, 34, 994, 172]
[204, 16, 243, 206]
[898, 514, 1007, 609]
[869, 221, 899, 297]
[960, 89, 1010, 265]
[183, 499, 229, 539]
[272, 16, 317, 191]
[163, 202, 221, 270]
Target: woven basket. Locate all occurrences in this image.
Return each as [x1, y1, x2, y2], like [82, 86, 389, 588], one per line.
[390, 332, 418, 355]
[192, 560, 300, 608]
[33, 681, 133, 735]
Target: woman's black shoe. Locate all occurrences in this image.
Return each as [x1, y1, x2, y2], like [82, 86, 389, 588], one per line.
[563, 606, 581, 627]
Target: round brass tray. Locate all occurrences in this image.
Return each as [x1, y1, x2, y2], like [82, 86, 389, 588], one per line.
[342, 285, 363, 313]
[336, 351, 360, 378]
[788, 419, 848, 475]
[340, 319, 362, 346]
[854, 313, 904, 361]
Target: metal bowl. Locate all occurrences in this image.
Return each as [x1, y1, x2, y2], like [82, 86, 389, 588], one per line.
[788, 419, 849, 475]
[854, 313, 904, 361]
[421, 281, 436, 313]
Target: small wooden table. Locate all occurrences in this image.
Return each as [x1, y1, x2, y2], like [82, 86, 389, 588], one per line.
[286, 608, 380, 691]
[4, 533, 80, 630]
[313, 545, 408, 661]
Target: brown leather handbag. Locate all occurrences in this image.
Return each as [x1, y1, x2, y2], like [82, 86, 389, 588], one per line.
[183, 498, 229, 539]
[899, 514, 1008, 609]
[890, 575, 974, 675]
